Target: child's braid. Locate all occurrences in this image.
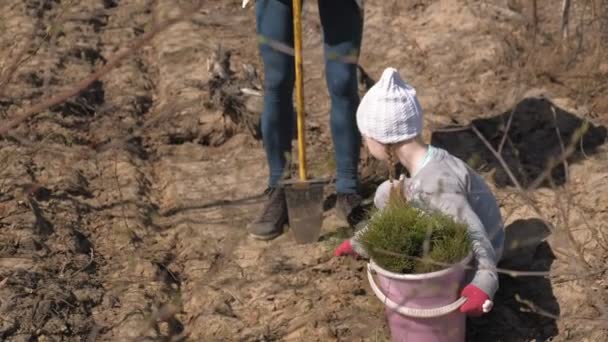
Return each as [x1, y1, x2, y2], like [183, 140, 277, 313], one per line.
[385, 145, 406, 204]
[386, 145, 395, 182]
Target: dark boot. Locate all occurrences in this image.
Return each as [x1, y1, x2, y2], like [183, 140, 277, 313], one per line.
[336, 192, 366, 227]
[247, 187, 288, 240]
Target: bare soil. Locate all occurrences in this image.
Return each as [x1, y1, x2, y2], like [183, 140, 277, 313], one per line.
[1, 0, 607, 341]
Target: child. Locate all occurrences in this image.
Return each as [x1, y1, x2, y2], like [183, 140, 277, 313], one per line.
[334, 67, 505, 317]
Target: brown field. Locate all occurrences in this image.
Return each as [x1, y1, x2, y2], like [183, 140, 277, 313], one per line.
[1, 0, 607, 341]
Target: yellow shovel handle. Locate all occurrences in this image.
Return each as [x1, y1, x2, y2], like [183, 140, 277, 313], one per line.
[292, 0, 307, 181]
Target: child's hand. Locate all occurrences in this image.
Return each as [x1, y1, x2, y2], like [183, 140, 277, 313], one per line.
[334, 239, 359, 257]
[460, 284, 493, 316]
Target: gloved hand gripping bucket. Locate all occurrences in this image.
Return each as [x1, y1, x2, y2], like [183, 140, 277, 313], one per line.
[366, 253, 473, 342]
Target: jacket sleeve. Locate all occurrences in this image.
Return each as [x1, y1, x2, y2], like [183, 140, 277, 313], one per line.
[426, 189, 500, 299]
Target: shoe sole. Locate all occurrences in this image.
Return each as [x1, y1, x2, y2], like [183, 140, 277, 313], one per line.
[247, 220, 287, 241]
[248, 231, 282, 241]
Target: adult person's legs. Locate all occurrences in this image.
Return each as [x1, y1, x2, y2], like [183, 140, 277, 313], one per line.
[248, 0, 365, 239]
[318, 0, 364, 225]
[248, 0, 295, 240]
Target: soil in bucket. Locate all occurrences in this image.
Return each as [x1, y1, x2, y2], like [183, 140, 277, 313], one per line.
[359, 192, 472, 342]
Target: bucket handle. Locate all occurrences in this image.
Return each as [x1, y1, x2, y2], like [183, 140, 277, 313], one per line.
[367, 264, 467, 318]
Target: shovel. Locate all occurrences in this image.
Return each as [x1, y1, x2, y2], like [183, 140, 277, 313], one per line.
[280, 0, 328, 244]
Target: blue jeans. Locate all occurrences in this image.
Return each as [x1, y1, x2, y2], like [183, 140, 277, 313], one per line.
[255, 0, 363, 194]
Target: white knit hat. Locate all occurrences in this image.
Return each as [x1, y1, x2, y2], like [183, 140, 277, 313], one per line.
[356, 67, 423, 144]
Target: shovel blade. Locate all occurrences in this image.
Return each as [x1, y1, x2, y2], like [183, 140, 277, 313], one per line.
[282, 179, 327, 244]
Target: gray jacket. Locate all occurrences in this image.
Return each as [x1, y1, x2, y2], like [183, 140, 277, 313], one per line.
[351, 147, 504, 299]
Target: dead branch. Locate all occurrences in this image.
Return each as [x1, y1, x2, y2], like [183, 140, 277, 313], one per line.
[550, 110, 608, 317]
[516, 294, 560, 319]
[462, 102, 607, 322]
[562, 0, 572, 40]
[549, 113, 590, 267]
[0, 0, 204, 138]
[528, 120, 590, 190]
[553, 268, 607, 284]
[470, 124, 548, 221]
[532, 0, 539, 35]
[112, 151, 132, 235]
[0, 0, 77, 98]
[517, 293, 608, 322]
[580, 207, 608, 251]
[550, 106, 569, 182]
[0, 37, 35, 98]
[497, 107, 516, 155]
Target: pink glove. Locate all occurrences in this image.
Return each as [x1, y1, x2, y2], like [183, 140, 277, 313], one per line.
[460, 284, 493, 316]
[334, 240, 359, 257]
